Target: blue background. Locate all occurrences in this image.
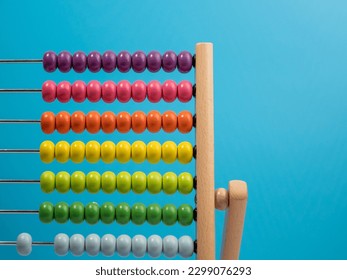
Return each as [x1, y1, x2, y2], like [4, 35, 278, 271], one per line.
[0, 0, 346, 260]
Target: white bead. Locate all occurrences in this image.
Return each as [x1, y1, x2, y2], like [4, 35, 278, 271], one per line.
[178, 236, 194, 258]
[147, 235, 162, 258]
[54, 233, 69, 256]
[117, 234, 131, 257]
[70, 234, 85, 256]
[163, 235, 178, 258]
[16, 233, 32, 256]
[132, 235, 146, 258]
[101, 234, 116, 257]
[86, 234, 100, 256]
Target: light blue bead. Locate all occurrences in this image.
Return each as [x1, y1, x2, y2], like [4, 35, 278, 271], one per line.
[54, 233, 69, 256]
[117, 234, 131, 257]
[147, 235, 162, 258]
[101, 234, 116, 257]
[16, 233, 32, 256]
[178, 236, 194, 258]
[132, 235, 146, 258]
[70, 234, 85, 256]
[163, 235, 178, 258]
[86, 234, 100, 256]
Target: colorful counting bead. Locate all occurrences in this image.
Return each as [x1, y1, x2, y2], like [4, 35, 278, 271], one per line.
[86, 141, 100, 163]
[40, 171, 55, 193]
[102, 81, 117, 103]
[178, 236, 194, 258]
[41, 112, 55, 134]
[102, 51, 117, 73]
[57, 81, 71, 103]
[132, 141, 146, 163]
[163, 172, 177, 194]
[101, 141, 116, 163]
[163, 235, 178, 258]
[132, 51, 146, 73]
[177, 111, 193, 133]
[147, 172, 162, 194]
[17, 233, 32, 256]
[101, 112, 116, 133]
[132, 111, 147, 133]
[73, 51, 87, 73]
[162, 80, 177, 102]
[178, 81, 193, 102]
[70, 234, 84, 256]
[132, 171, 147, 194]
[71, 81, 87, 102]
[86, 171, 101, 193]
[101, 171, 116, 194]
[54, 233, 69, 256]
[70, 141, 85, 163]
[55, 202, 69, 224]
[71, 111, 86, 133]
[87, 81, 102, 102]
[117, 171, 131, 193]
[162, 141, 177, 163]
[177, 141, 193, 164]
[178, 172, 193, 194]
[116, 202, 131, 224]
[147, 110, 161, 133]
[132, 235, 147, 258]
[147, 51, 161, 72]
[146, 204, 162, 225]
[42, 80, 56, 102]
[100, 202, 116, 224]
[86, 111, 101, 133]
[147, 235, 162, 258]
[40, 140, 55, 163]
[162, 204, 177, 225]
[131, 203, 147, 225]
[69, 202, 84, 224]
[177, 204, 194, 226]
[132, 81, 147, 102]
[116, 141, 131, 163]
[55, 111, 70, 134]
[117, 112, 131, 133]
[39, 202, 54, 223]
[88, 51, 102, 73]
[177, 51, 193, 73]
[85, 202, 100, 225]
[55, 171, 70, 193]
[71, 171, 85, 193]
[147, 141, 161, 164]
[117, 80, 131, 102]
[43, 51, 57, 72]
[117, 235, 131, 257]
[117, 51, 131, 73]
[162, 51, 177, 72]
[86, 234, 101, 256]
[162, 111, 177, 133]
[57, 51, 72, 73]
[147, 81, 162, 102]
[101, 234, 116, 256]
[55, 141, 70, 163]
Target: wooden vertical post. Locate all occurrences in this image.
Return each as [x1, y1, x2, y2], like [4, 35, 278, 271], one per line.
[195, 42, 215, 260]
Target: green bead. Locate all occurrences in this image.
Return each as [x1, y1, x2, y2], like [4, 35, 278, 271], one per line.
[132, 171, 147, 194]
[55, 171, 70, 194]
[39, 202, 54, 224]
[85, 202, 100, 225]
[131, 203, 146, 225]
[71, 171, 85, 194]
[147, 172, 162, 194]
[178, 172, 193, 194]
[100, 202, 116, 224]
[117, 171, 131, 194]
[116, 202, 131, 224]
[40, 171, 55, 193]
[70, 202, 84, 224]
[146, 203, 162, 225]
[54, 202, 69, 224]
[101, 171, 116, 194]
[86, 171, 101, 193]
[177, 204, 193, 226]
[162, 172, 177, 194]
[162, 204, 177, 225]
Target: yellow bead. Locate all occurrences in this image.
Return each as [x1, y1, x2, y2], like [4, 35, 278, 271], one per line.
[55, 141, 70, 163]
[86, 140, 101, 163]
[70, 141, 85, 163]
[131, 141, 147, 163]
[147, 141, 161, 164]
[116, 141, 131, 163]
[101, 141, 116, 163]
[40, 140, 55, 163]
[162, 141, 177, 163]
[177, 141, 193, 164]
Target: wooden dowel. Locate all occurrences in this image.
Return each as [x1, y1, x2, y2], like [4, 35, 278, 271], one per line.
[195, 42, 215, 260]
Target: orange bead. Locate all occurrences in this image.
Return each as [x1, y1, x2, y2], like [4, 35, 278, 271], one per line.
[147, 110, 162, 133]
[55, 111, 70, 134]
[132, 111, 147, 133]
[117, 112, 131, 133]
[101, 111, 116, 133]
[177, 111, 193, 133]
[71, 111, 86, 133]
[41, 112, 55, 134]
[162, 110, 177, 133]
[86, 111, 101, 134]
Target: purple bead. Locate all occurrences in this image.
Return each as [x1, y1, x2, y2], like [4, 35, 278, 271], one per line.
[177, 51, 193, 73]
[72, 51, 87, 73]
[147, 51, 161, 72]
[162, 51, 177, 72]
[57, 51, 72, 73]
[132, 51, 146, 73]
[102, 51, 117, 73]
[117, 51, 131, 73]
[87, 51, 102, 73]
[43, 51, 57, 72]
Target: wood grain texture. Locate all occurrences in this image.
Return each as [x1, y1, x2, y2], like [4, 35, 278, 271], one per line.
[195, 42, 215, 260]
[221, 180, 248, 260]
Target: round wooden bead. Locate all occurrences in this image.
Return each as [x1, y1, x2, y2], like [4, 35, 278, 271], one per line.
[147, 80, 162, 103]
[71, 81, 87, 103]
[163, 235, 178, 258]
[116, 202, 131, 224]
[177, 142, 193, 164]
[132, 235, 146, 258]
[131, 203, 146, 225]
[177, 204, 193, 226]
[147, 141, 161, 164]
[101, 112, 116, 133]
[71, 111, 85, 133]
[117, 112, 131, 133]
[87, 51, 102, 73]
[162, 111, 177, 133]
[87, 81, 102, 102]
[69, 202, 85, 224]
[132, 81, 147, 102]
[147, 51, 161, 72]
[177, 51, 193, 73]
[102, 81, 117, 103]
[177, 111, 193, 133]
[70, 234, 84, 256]
[147, 235, 162, 258]
[86, 171, 101, 193]
[55, 111, 71, 134]
[57, 51, 72, 73]
[55, 171, 70, 194]
[86, 234, 100, 256]
[57, 81, 71, 103]
[55, 141, 70, 163]
[101, 234, 116, 257]
[132, 51, 146, 73]
[17, 233, 32, 256]
[86, 141, 101, 163]
[178, 81, 193, 102]
[101, 141, 116, 163]
[162, 51, 177, 72]
[85, 202, 100, 225]
[86, 111, 101, 133]
[215, 188, 229, 210]
[117, 235, 131, 257]
[71, 171, 85, 193]
[43, 51, 57, 72]
[132, 171, 147, 194]
[116, 141, 131, 163]
[147, 172, 162, 194]
[117, 51, 131, 73]
[132, 111, 147, 133]
[147, 111, 161, 133]
[178, 236, 194, 258]
[162, 141, 177, 164]
[100, 202, 116, 224]
[54, 233, 69, 256]
[102, 171, 116, 194]
[73, 51, 87, 73]
[146, 203, 161, 225]
[178, 172, 193, 194]
[40, 140, 55, 163]
[162, 204, 177, 225]
[102, 51, 117, 73]
[41, 112, 55, 134]
[117, 80, 131, 102]
[40, 171, 55, 193]
[42, 80, 56, 102]
[117, 171, 131, 194]
[132, 141, 146, 163]
[162, 80, 177, 102]
[39, 202, 54, 223]
[163, 172, 177, 194]
[70, 141, 85, 163]
[55, 202, 69, 224]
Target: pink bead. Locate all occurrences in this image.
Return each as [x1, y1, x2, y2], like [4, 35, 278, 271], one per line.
[56, 81, 71, 103]
[87, 80, 102, 102]
[162, 80, 177, 102]
[71, 81, 87, 102]
[147, 80, 162, 103]
[177, 81, 193, 102]
[117, 80, 132, 103]
[131, 80, 147, 102]
[102, 81, 117, 103]
[41, 80, 56, 103]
